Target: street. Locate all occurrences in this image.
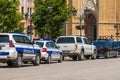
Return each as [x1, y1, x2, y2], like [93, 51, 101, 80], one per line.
[0, 58, 120, 80]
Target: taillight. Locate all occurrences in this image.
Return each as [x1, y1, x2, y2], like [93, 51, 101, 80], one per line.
[75, 44, 78, 50]
[42, 48, 47, 52]
[9, 40, 14, 47]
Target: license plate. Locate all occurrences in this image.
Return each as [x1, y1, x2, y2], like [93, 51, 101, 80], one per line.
[63, 50, 70, 53]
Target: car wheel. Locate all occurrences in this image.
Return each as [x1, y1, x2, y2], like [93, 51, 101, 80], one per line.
[33, 53, 40, 66]
[115, 51, 119, 58]
[72, 56, 77, 61]
[85, 56, 90, 59]
[46, 55, 51, 64]
[91, 50, 97, 60]
[62, 56, 65, 61]
[58, 55, 63, 63]
[105, 51, 110, 59]
[79, 51, 84, 61]
[96, 56, 99, 59]
[7, 61, 13, 67]
[14, 53, 22, 67]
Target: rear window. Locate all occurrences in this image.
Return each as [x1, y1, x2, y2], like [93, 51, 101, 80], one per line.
[57, 37, 75, 43]
[0, 35, 9, 43]
[36, 42, 44, 47]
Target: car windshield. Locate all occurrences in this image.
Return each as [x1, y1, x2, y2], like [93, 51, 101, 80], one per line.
[0, 35, 9, 43]
[57, 37, 75, 43]
[36, 42, 44, 47]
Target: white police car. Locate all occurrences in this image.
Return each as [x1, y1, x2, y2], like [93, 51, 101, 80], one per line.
[0, 33, 40, 67]
[34, 39, 63, 64]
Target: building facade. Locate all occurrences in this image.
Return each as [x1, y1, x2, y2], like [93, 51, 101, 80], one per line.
[64, 0, 120, 41]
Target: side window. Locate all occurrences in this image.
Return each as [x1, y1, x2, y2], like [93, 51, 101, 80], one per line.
[51, 42, 57, 48]
[76, 37, 82, 43]
[46, 42, 52, 48]
[23, 36, 31, 44]
[46, 42, 57, 48]
[83, 38, 91, 44]
[13, 35, 24, 43]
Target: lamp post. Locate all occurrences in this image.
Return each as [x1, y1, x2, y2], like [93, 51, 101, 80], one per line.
[84, 7, 90, 17]
[25, 12, 33, 40]
[25, 12, 29, 35]
[72, 8, 82, 36]
[114, 24, 120, 41]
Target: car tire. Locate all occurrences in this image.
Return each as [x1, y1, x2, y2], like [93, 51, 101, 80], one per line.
[72, 56, 77, 61]
[114, 51, 119, 58]
[62, 56, 65, 61]
[58, 55, 63, 63]
[91, 50, 97, 60]
[79, 51, 84, 61]
[105, 51, 110, 59]
[7, 61, 13, 67]
[96, 56, 99, 59]
[46, 55, 51, 64]
[14, 53, 22, 67]
[33, 53, 40, 66]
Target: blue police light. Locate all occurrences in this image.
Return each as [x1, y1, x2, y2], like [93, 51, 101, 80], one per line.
[43, 37, 51, 41]
[33, 37, 51, 41]
[33, 38, 41, 41]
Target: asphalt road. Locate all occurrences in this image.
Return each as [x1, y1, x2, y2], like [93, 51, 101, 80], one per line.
[0, 58, 120, 80]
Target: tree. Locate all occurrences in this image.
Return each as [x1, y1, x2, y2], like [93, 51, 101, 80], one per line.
[0, 0, 23, 32]
[32, 0, 72, 38]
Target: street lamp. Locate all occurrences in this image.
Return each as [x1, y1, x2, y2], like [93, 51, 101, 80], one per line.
[72, 8, 77, 16]
[114, 24, 120, 41]
[72, 8, 82, 36]
[25, 12, 29, 20]
[24, 12, 29, 35]
[84, 7, 90, 16]
[25, 12, 33, 40]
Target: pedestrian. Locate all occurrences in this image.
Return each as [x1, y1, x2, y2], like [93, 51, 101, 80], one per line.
[104, 36, 108, 41]
[109, 35, 114, 42]
[97, 36, 102, 41]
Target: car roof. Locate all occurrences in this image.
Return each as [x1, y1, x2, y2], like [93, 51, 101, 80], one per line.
[57, 36, 86, 38]
[0, 33, 25, 35]
[34, 40, 51, 43]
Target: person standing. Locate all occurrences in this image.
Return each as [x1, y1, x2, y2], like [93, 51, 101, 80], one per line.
[109, 35, 114, 42]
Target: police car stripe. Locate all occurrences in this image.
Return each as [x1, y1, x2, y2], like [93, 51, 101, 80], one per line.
[0, 52, 9, 56]
[16, 47, 40, 54]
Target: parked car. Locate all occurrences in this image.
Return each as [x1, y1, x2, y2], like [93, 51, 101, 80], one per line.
[56, 36, 97, 61]
[0, 33, 40, 67]
[93, 41, 118, 58]
[34, 39, 63, 64]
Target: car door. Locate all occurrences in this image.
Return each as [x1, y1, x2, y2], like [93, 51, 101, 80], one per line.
[23, 36, 34, 58]
[51, 42, 60, 59]
[83, 38, 92, 54]
[46, 42, 60, 59]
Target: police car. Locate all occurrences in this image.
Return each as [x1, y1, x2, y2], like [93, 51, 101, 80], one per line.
[34, 38, 63, 64]
[0, 33, 41, 67]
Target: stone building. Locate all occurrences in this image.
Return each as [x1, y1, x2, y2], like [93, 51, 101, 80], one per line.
[64, 0, 120, 41]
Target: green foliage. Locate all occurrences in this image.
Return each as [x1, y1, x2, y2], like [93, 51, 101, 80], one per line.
[32, 0, 72, 38]
[0, 0, 23, 32]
